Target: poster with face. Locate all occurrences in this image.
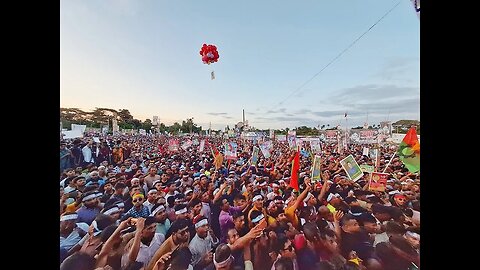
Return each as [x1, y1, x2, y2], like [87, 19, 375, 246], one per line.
[287, 130, 297, 149]
[369, 172, 388, 192]
[311, 155, 322, 182]
[251, 146, 260, 166]
[339, 154, 364, 182]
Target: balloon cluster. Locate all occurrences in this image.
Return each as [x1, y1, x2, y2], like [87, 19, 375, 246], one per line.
[199, 44, 219, 65]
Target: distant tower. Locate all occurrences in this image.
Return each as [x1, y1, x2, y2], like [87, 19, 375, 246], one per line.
[243, 109, 245, 124]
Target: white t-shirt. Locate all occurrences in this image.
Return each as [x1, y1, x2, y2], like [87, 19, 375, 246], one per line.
[121, 233, 165, 268]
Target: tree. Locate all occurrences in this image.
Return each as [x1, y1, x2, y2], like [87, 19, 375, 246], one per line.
[118, 109, 134, 124]
[142, 119, 153, 131]
[169, 122, 182, 134]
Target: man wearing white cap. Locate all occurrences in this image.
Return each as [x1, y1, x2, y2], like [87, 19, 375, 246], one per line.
[97, 165, 108, 181]
[60, 212, 89, 250]
[76, 191, 101, 225]
[150, 204, 171, 235]
[143, 189, 158, 212]
[247, 193, 265, 228]
[189, 215, 219, 269]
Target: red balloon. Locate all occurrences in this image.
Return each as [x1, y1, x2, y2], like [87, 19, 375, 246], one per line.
[200, 43, 219, 65]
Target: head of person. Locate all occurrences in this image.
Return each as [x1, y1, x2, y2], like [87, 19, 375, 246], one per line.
[65, 168, 76, 178]
[184, 189, 194, 201]
[74, 176, 86, 188]
[132, 192, 145, 208]
[119, 164, 127, 172]
[371, 204, 393, 222]
[102, 181, 113, 193]
[169, 219, 191, 243]
[141, 217, 158, 242]
[189, 198, 203, 216]
[318, 205, 334, 222]
[167, 182, 177, 193]
[219, 197, 231, 212]
[250, 210, 265, 227]
[82, 191, 99, 208]
[102, 205, 122, 220]
[233, 212, 245, 232]
[341, 213, 361, 234]
[214, 244, 234, 270]
[304, 192, 317, 207]
[165, 247, 192, 270]
[245, 182, 254, 193]
[147, 188, 158, 202]
[200, 191, 210, 203]
[275, 234, 296, 259]
[359, 213, 381, 234]
[274, 257, 294, 270]
[174, 204, 188, 220]
[97, 165, 106, 175]
[90, 214, 115, 237]
[200, 175, 208, 186]
[344, 197, 360, 207]
[193, 215, 210, 238]
[114, 182, 126, 194]
[149, 167, 157, 176]
[252, 193, 264, 209]
[384, 221, 406, 238]
[60, 252, 96, 270]
[227, 228, 240, 245]
[303, 222, 321, 243]
[130, 178, 140, 187]
[265, 200, 278, 217]
[319, 228, 339, 254]
[60, 212, 78, 234]
[393, 193, 408, 207]
[404, 231, 420, 250]
[150, 204, 167, 222]
[233, 194, 247, 208]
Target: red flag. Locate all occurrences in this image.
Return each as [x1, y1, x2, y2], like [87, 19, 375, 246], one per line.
[397, 127, 420, 173]
[290, 151, 300, 191]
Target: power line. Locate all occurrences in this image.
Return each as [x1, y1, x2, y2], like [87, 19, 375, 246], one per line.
[274, 0, 402, 108]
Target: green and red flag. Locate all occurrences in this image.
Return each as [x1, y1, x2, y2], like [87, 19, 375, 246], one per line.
[397, 127, 420, 173]
[290, 150, 300, 191]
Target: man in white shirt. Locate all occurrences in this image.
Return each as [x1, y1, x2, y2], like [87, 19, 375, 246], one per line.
[143, 189, 158, 212]
[189, 216, 219, 270]
[82, 140, 95, 167]
[121, 217, 165, 268]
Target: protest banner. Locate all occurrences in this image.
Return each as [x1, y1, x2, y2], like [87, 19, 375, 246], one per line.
[199, 140, 205, 152]
[287, 130, 297, 149]
[168, 139, 179, 151]
[369, 172, 388, 192]
[224, 142, 238, 160]
[311, 155, 322, 182]
[251, 146, 260, 166]
[340, 154, 364, 181]
[259, 141, 272, 158]
[360, 164, 374, 173]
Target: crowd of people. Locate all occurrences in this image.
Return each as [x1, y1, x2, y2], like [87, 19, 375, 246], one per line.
[59, 133, 420, 270]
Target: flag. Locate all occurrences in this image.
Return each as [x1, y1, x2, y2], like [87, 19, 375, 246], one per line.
[290, 151, 300, 191]
[397, 127, 420, 173]
[410, 0, 420, 19]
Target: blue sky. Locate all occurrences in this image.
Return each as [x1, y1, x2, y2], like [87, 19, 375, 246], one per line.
[61, 0, 419, 130]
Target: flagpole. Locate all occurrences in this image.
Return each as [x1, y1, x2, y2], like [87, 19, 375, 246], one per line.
[345, 112, 348, 152]
[382, 152, 396, 173]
